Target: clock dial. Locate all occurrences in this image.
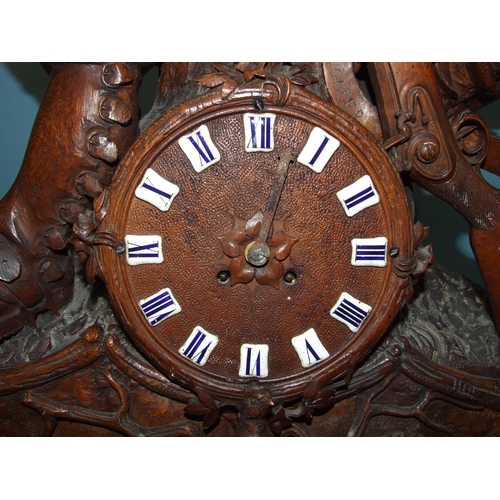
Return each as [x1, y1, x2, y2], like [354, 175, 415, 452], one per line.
[99, 88, 413, 402]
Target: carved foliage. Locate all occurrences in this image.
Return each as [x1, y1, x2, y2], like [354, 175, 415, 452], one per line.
[194, 62, 319, 103]
[217, 209, 297, 289]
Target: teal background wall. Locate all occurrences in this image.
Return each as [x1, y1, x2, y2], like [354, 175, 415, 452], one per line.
[1, 62, 500, 286]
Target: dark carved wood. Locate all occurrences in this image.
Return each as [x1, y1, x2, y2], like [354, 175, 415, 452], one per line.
[1, 62, 500, 436]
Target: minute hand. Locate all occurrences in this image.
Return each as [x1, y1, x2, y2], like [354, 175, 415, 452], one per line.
[256, 147, 293, 245]
[245, 148, 294, 268]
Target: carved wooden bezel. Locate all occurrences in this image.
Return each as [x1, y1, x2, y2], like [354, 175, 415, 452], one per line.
[95, 82, 414, 404]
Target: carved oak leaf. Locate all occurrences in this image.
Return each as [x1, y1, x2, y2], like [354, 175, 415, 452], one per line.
[193, 63, 243, 98]
[203, 408, 221, 429]
[184, 400, 221, 430]
[235, 62, 266, 82]
[184, 388, 240, 431]
[184, 400, 212, 418]
[266, 62, 319, 87]
[194, 73, 229, 88]
[191, 387, 224, 429]
[289, 73, 319, 87]
[414, 220, 430, 247]
[68, 236, 90, 263]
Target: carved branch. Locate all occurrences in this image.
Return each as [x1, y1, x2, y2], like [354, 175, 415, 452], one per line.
[359, 390, 455, 436]
[400, 339, 500, 411]
[23, 367, 203, 437]
[0, 63, 152, 339]
[0, 325, 103, 395]
[347, 372, 398, 436]
[105, 333, 192, 404]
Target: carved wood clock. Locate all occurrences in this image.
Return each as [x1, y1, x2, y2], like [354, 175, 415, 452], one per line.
[93, 68, 415, 404]
[5, 62, 500, 437]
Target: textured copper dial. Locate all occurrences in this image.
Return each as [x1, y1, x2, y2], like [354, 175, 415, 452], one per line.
[99, 88, 413, 402]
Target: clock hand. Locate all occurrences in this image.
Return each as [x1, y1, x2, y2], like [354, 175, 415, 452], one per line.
[245, 147, 294, 267]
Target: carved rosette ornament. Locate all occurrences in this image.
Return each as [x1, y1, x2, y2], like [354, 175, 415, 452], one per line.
[4, 62, 500, 437]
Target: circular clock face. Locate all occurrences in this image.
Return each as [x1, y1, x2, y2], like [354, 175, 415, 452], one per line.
[101, 88, 413, 402]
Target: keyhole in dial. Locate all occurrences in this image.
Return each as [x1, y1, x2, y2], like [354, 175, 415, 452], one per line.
[217, 269, 231, 284]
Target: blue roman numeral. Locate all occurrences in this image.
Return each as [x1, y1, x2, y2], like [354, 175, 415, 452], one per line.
[332, 298, 368, 330]
[141, 177, 172, 203]
[354, 244, 386, 261]
[239, 344, 268, 377]
[187, 131, 216, 165]
[125, 235, 163, 266]
[304, 339, 321, 364]
[291, 328, 329, 368]
[309, 135, 330, 167]
[297, 127, 340, 173]
[343, 185, 376, 210]
[244, 113, 275, 152]
[245, 347, 261, 376]
[179, 326, 218, 366]
[183, 329, 212, 365]
[351, 237, 387, 268]
[128, 241, 160, 259]
[140, 288, 180, 326]
[249, 116, 272, 149]
[135, 169, 179, 212]
[179, 125, 220, 172]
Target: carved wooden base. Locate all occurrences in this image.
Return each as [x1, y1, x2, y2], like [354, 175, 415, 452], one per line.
[1, 258, 499, 437]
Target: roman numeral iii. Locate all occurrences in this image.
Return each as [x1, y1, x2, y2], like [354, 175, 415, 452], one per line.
[351, 237, 388, 267]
